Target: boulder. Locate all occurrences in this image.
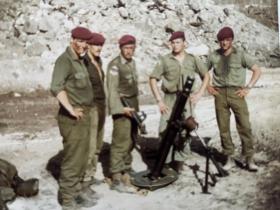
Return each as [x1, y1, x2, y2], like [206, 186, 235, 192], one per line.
[25, 42, 48, 57]
[23, 18, 38, 34]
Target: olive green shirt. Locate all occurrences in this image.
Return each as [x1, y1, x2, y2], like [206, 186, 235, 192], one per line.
[106, 55, 139, 115]
[150, 52, 208, 93]
[207, 47, 255, 87]
[50, 47, 94, 106]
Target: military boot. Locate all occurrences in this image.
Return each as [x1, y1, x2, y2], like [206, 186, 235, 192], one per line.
[75, 187, 98, 208]
[121, 173, 131, 186]
[245, 157, 258, 172]
[110, 173, 123, 191]
[62, 200, 81, 210]
[223, 156, 235, 171]
[111, 173, 134, 193]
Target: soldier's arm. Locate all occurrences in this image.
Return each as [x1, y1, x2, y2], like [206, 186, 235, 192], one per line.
[149, 58, 169, 114]
[235, 52, 262, 97]
[149, 77, 169, 114]
[246, 64, 262, 88]
[50, 56, 83, 119]
[191, 56, 210, 103]
[235, 64, 262, 98]
[56, 91, 84, 120]
[205, 54, 219, 95]
[242, 51, 262, 89]
[149, 78, 162, 103]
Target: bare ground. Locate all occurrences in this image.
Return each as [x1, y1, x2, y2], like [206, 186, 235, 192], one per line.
[0, 68, 280, 210]
[0, 90, 58, 134]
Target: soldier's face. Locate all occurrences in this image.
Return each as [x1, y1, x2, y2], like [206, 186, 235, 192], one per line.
[121, 44, 136, 60]
[219, 37, 233, 51]
[88, 44, 103, 57]
[171, 39, 186, 54]
[71, 38, 88, 55]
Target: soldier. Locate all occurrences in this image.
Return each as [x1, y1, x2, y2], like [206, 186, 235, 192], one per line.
[149, 31, 210, 172]
[207, 26, 261, 171]
[83, 33, 107, 186]
[0, 159, 39, 210]
[50, 26, 97, 210]
[106, 35, 139, 192]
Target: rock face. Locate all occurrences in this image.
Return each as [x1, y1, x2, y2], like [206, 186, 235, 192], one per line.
[0, 0, 279, 93]
[213, 0, 278, 31]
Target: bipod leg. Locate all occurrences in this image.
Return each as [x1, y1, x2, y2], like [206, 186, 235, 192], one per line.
[202, 152, 211, 194]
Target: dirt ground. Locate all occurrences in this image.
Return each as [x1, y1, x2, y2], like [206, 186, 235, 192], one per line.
[0, 69, 280, 210]
[0, 87, 154, 134]
[0, 90, 58, 134]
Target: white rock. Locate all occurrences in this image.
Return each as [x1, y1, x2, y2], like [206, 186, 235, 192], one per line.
[13, 92, 21, 97]
[38, 17, 51, 32]
[25, 42, 48, 56]
[15, 14, 26, 26]
[119, 7, 129, 19]
[23, 18, 38, 34]
[0, 21, 12, 31]
[186, 44, 209, 56]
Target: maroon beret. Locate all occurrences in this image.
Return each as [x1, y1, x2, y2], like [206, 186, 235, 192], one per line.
[119, 35, 136, 47]
[87, 33, 106, 46]
[71, 26, 92, 40]
[217, 27, 234, 41]
[169, 31, 185, 41]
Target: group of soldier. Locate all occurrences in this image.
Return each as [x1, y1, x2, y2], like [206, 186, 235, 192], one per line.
[50, 25, 261, 210]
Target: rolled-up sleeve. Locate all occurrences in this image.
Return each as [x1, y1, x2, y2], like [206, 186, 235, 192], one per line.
[241, 52, 256, 69]
[149, 58, 164, 81]
[206, 54, 213, 70]
[50, 56, 70, 96]
[194, 56, 208, 78]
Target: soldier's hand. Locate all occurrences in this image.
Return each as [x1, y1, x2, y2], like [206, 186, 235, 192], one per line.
[235, 87, 250, 98]
[207, 85, 219, 95]
[190, 91, 203, 104]
[123, 107, 135, 117]
[158, 101, 169, 115]
[69, 108, 84, 120]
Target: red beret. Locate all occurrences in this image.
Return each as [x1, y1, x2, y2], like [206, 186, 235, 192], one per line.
[169, 31, 185, 41]
[71, 26, 92, 40]
[87, 33, 106, 46]
[119, 35, 136, 47]
[217, 27, 234, 41]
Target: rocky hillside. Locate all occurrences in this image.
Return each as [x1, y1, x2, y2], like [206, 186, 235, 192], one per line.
[0, 0, 279, 93]
[214, 0, 278, 31]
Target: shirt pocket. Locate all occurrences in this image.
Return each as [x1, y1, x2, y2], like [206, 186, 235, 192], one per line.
[212, 61, 223, 76]
[229, 62, 242, 70]
[74, 72, 88, 89]
[229, 62, 243, 75]
[229, 62, 245, 83]
[164, 64, 179, 81]
[182, 61, 195, 72]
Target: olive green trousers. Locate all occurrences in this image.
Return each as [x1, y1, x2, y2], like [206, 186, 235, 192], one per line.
[214, 87, 254, 159]
[57, 109, 90, 205]
[110, 115, 136, 174]
[84, 105, 106, 181]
